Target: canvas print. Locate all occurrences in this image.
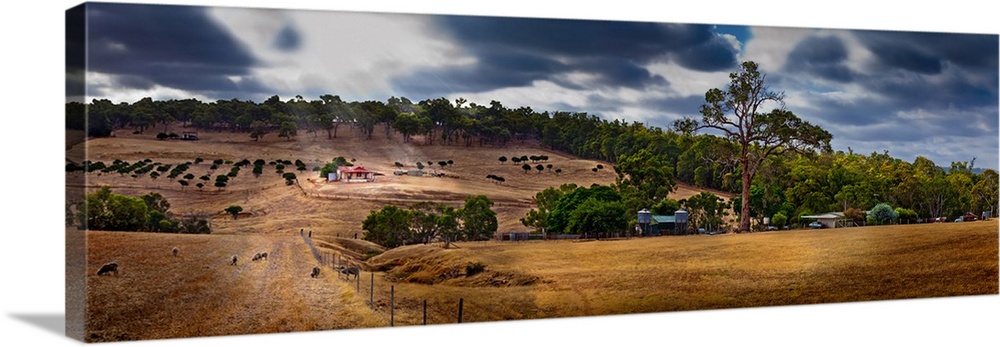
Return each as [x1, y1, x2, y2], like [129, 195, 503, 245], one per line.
[65, 1, 999, 343]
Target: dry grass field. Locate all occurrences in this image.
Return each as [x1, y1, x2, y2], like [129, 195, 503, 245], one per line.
[69, 124, 998, 340]
[364, 220, 997, 325]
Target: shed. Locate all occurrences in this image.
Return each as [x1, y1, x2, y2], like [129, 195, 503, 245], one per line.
[648, 215, 676, 236]
[800, 212, 846, 228]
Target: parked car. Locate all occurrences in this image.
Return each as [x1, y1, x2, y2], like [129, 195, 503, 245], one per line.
[808, 221, 824, 229]
[765, 225, 778, 231]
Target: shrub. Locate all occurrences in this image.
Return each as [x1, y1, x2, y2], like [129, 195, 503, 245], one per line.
[867, 203, 898, 225]
[465, 262, 486, 276]
[771, 212, 788, 229]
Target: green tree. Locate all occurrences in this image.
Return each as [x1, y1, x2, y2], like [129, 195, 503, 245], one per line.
[675, 61, 832, 232]
[249, 120, 269, 141]
[521, 183, 578, 233]
[566, 198, 628, 235]
[498, 156, 507, 165]
[76, 187, 149, 231]
[460, 195, 498, 241]
[278, 121, 297, 140]
[771, 211, 788, 229]
[867, 203, 898, 225]
[613, 149, 675, 214]
[362, 205, 413, 248]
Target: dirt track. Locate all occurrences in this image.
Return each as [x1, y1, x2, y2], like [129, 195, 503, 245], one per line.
[84, 231, 384, 341]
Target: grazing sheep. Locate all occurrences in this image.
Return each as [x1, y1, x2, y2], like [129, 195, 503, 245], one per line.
[172, 247, 179, 257]
[252, 252, 261, 261]
[260, 252, 268, 260]
[230, 255, 238, 266]
[339, 265, 360, 280]
[310, 266, 320, 278]
[96, 262, 119, 276]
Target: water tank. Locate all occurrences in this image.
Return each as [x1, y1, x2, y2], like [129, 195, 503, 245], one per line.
[637, 209, 652, 224]
[674, 209, 688, 224]
[763, 217, 770, 225]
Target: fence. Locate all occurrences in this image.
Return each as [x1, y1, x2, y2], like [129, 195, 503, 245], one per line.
[299, 230, 465, 326]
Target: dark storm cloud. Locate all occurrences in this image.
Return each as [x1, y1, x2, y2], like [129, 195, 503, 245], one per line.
[273, 23, 302, 52]
[394, 15, 738, 96]
[775, 29, 997, 158]
[85, 3, 263, 98]
[855, 30, 998, 74]
[784, 35, 855, 82]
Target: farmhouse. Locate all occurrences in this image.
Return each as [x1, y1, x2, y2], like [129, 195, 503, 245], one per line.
[335, 166, 378, 182]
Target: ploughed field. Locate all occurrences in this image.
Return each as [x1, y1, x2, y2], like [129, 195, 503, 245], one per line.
[81, 221, 998, 339]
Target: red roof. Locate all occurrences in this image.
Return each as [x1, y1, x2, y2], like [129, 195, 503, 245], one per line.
[342, 166, 373, 173]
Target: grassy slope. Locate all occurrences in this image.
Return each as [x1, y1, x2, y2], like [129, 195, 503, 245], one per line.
[367, 221, 998, 324]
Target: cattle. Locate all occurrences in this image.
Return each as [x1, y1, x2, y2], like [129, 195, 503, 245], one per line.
[339, 265, 360, 280]
[96, 262, 119, 276]
[310, 266, 321, 278]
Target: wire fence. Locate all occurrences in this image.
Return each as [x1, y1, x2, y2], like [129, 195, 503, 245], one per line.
[299, 230, 465, 326]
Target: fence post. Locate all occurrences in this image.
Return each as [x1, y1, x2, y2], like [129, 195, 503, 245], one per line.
[390, 285, 395, 327]
[356, 268, 360, 292]
[370, 272, 374, 309]
[423, 299, 427, 325]
[457, 298, 463, 323]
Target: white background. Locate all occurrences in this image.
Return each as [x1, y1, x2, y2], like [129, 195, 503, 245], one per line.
[1, 1, 997, 346]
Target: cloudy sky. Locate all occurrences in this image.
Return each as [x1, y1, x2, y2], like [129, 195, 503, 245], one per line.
[72, 1, 999, 169]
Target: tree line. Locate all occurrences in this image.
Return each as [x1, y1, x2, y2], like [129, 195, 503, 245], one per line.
[67, 61, 999, 233]
[73, 187, 211, 233]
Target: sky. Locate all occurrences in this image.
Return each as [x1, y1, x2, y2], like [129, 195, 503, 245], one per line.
[71, 2, 999, 169]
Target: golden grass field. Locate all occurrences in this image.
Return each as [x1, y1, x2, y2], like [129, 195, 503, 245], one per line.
[68, 124, 998, 341]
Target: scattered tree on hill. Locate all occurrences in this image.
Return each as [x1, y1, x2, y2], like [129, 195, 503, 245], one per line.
[178, 180, 189, 191]
[499, 156, 507, 164]
[283, 172, 297, 185]
[674, 61, 832, 233]
[249, 120, 269, 141]
[555, 168, 562, 175]
[535, 164, 544, 173]
[278, 121, 297, 140]
[522, 164, 531, 174]
[416, 162, 425, 170]
[224, 205, 243, 220]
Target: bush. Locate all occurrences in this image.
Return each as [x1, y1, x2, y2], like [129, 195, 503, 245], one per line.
[895, 207, 919, 223]
[867, 203, 898, 225]
[771, 212, 788, 229]
[465, 262, 486, 276]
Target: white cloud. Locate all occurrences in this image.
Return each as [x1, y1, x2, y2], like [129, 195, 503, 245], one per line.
[86, 71, 211, 102]
[207, 7, 473, 100]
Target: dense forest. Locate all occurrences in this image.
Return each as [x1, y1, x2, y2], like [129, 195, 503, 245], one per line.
[66, 81, 998, 232]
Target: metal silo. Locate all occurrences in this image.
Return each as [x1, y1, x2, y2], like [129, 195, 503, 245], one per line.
[674, 209, 688, 235]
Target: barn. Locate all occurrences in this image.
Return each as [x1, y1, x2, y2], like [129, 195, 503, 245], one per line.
[337, 166, 377, 182]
